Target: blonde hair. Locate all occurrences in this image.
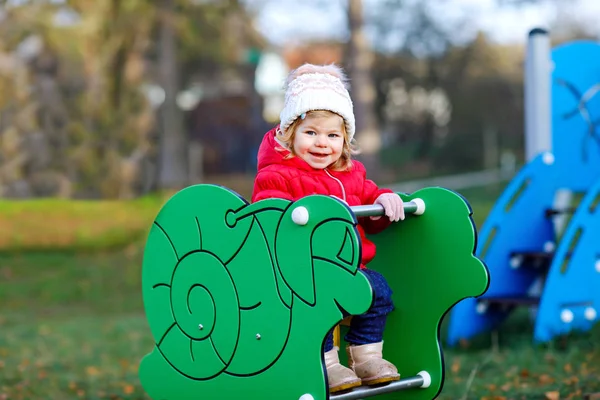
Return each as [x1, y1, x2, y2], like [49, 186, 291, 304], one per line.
[277, 110, 360, 171]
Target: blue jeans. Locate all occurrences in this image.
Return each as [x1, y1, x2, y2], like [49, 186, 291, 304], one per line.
[323, 269, 394, 352]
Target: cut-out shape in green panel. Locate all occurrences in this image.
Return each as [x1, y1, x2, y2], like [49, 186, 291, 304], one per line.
[140, 185, 374, 400]
[337, 187, 490, 400]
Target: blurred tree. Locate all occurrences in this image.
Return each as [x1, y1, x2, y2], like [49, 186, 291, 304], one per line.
[345, 0, 382, 176]
[0, 0, 263, 198]
[157, 0, 188, 191]
[374, 31, 525, 176]
[0, 1, 157, 198]
[346, 1, 375, 141]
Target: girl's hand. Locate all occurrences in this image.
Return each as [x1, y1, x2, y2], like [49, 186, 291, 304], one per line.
[371, 193, 405, 222]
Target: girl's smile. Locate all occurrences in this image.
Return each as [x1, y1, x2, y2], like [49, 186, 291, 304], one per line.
[292, 114, 345, 169]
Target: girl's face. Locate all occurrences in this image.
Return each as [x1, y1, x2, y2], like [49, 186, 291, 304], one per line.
[292, 113, 345, 169]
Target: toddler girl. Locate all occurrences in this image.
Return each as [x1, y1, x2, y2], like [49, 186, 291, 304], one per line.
[251, 63, 404, 393]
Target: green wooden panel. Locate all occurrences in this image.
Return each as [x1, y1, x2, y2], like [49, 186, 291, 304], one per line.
[338, 187, 489, 400]
[139, 185, 374, 400]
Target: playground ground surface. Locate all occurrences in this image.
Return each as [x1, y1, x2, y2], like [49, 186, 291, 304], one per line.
[1, 183, 598, 399]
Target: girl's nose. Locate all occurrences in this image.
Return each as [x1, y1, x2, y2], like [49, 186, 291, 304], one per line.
[315, 134, 327, 146]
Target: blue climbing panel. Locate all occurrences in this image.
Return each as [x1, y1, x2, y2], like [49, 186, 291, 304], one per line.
[551, 41, 600, 188]
[446, 155, 556, 345]
[447, 40, 600, 345]
[535, 178, 600, 342]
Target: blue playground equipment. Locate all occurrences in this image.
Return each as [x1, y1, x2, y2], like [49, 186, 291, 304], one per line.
[447, 30, 600, 345]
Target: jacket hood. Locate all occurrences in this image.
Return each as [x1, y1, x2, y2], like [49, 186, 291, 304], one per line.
[256, 126, 314, 172]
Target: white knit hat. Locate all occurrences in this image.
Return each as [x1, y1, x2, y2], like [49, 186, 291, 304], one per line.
[279, 71, 355, 142]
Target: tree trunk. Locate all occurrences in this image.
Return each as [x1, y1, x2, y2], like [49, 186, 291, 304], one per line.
[347, 0, 382, 177]
[157, 0, 188, 190]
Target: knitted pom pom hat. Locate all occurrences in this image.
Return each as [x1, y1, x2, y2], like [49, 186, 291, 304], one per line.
[279, 63, 355, 142]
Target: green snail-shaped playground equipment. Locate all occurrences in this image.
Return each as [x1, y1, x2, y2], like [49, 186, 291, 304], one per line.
[139, 184, 489, 400]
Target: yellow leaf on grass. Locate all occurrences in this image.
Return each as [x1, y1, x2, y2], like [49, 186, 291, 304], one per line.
[564, 363, 572, 373]
[123, 384, 135, 394]
[545, 391, 560, 400]
[451, 360, 461, 373]
[563, 376, 579, 385]
[539, 374, 555, 384]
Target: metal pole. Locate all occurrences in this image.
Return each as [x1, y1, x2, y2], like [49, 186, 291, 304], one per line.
[525, 28, 552, 162]
[330, 376, 425, 400]
[350, 199, 424, 218]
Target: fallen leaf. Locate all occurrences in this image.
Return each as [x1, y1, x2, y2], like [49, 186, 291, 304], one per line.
[451, 360, 461, 373]
[123, 384, 134, 395]
[520, 368, 530, 378]
[539, 374, 555, 384]
[545, 391, 560, 400]
[563, 376, 579, 385]
[564, 363, 573, 373]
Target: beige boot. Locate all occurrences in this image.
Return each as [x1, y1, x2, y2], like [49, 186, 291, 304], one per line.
[324, 346, 362, 393]
[346, 342, 400, 386]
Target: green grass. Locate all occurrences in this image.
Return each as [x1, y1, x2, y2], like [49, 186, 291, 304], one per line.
[0, 196, 165, 252]
[439, 315, 600, 399]
[0, 248, 151, 400]
[1, 247, 598, 399]
[1, 186, 598, 399]
[0, 179, 499, 253]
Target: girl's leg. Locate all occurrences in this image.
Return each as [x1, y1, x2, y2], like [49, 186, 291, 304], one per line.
[344, 269, 394, 345]
[344, 268, 400, 385]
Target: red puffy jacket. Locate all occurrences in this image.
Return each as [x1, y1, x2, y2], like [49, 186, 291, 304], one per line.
[251, 127, 394, 268]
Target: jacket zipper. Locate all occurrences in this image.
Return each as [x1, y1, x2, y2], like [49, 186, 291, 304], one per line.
[324, 169, 347, 202]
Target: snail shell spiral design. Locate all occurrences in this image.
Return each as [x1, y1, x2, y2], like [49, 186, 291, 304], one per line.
[140, 186, 377, 399]
[165, 250, 240, 379]
[142, 185, 250, 380]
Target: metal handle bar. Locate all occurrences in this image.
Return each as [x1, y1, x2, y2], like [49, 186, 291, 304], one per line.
[350, 198, 425, 217]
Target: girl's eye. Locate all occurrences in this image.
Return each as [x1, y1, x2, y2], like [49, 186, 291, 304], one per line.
[329, 133, 339, 138]
[305, 130, 316, 135]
